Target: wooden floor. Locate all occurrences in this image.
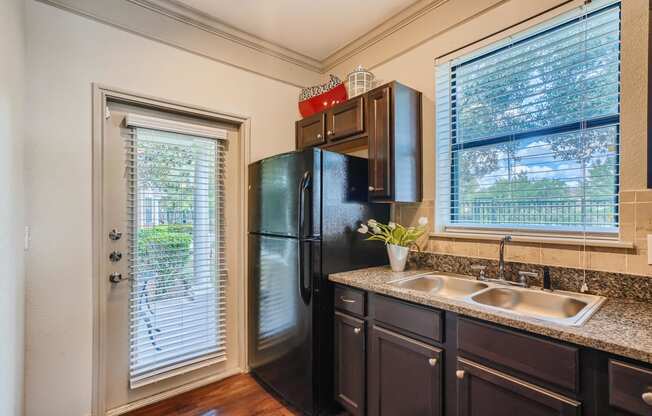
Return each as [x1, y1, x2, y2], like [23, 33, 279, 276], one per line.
[125, 373, 298, 416]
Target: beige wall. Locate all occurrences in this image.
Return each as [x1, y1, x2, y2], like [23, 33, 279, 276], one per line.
[331, 0, 651, 277]
[0, 0, 26, 415]
[24, 1, 301, 415]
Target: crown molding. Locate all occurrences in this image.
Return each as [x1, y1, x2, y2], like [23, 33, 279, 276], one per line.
[128, 0, 323, 73]
[321, 0, 449, 72]
[34, 0, 531, 82]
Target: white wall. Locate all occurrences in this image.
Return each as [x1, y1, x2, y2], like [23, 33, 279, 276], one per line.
[0, 0, 26, 415]
[24, 1, 301, 415]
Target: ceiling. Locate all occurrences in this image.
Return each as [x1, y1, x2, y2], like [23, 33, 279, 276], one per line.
[173, 0, 419, 60]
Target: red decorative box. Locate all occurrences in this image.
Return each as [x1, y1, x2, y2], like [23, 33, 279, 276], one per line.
[298, 75, 348, 118]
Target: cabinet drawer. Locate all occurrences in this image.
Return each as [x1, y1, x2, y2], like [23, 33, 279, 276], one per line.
[609, 360, 652, 416]
[334, 285, 366, 317]
[370, 294, 443, 343]
[458, 318, 579, 393]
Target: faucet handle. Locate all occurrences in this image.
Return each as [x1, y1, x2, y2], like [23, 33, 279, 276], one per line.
[471, 264, 487, 280]
[518, 270, 538, 286]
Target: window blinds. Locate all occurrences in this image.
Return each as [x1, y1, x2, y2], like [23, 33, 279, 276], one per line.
[436, 1, 621, 233]
[125, 120, 227, 388]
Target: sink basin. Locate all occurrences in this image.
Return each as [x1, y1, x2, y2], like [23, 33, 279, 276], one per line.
[469, 287, 605, 326]
[390, 274, 489, 299]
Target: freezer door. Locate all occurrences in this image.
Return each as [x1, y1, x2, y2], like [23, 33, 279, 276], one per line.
[248, 234, 314, 414]
[248, 149, 321, 238]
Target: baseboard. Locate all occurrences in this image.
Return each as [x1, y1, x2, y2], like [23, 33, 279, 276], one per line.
[105, 367, 243, 416]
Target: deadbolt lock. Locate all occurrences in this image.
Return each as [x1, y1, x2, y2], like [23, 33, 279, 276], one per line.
[109, 229, 122, 241]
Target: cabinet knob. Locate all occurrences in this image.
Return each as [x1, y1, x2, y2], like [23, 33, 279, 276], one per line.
[327, 130, 333, 136]
[368, 186, 375, 191]
[643, 392, 652, 406]
[428, 358, 438, 367]
[456, 370, 465, 380]
[316, 133, 323, 139]
[354, 328, 361, 335]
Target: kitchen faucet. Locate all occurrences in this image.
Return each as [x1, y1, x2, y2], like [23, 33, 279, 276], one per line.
[498, 235, 512, 281]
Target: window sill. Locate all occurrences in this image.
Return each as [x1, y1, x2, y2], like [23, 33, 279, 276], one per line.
[430, 231, 635, 249]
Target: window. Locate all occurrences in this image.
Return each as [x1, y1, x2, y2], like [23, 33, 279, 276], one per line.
[436, 1, 621, 234]
[125, 115, 228, 388]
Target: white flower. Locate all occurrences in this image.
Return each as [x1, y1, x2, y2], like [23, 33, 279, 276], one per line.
[388, 222, 396, 230]
[371, 226, 381, 234]
[357, 224, 369, 234]
[367, 219, 377, 226]
[418, 216, 429, 226]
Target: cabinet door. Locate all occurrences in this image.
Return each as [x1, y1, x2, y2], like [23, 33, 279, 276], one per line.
[368, 325, 442, 416]
[296, 112, 325, 149]
[457, 358, 581, 416]
[326, 96, 364, 142]
[367, 87, 392, 200]
[334, 312, 366, 416]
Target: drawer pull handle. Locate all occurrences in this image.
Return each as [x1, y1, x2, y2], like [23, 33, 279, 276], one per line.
[340, 297, 356, 304]
[456, 370, 465, 380]
[428, 358, 438, 367]
[354, 328, 361, 334]
[643, 392, 652, 406]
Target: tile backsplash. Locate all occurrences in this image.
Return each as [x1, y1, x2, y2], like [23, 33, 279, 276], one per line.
[396, 189, 652, 277]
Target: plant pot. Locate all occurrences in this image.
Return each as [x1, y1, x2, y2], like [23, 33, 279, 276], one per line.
[386, 244, 409, 272]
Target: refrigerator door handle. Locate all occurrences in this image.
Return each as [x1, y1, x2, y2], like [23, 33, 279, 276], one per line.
[298, 171, 312, 305]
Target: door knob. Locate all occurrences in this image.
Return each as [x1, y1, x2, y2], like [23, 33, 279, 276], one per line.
[643, 392, 652, 406]
[108, 229, 122, 241]
[368, 186, 375, 191]
[109, 251, 122, 262]
[428, 358, 438, 367]
[456, 370, 465, 380]
[316, 133, 323, 139]
[354, 328, 361, 334]
[327, 130, 333, 136]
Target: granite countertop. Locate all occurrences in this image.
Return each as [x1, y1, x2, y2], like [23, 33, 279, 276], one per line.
[329, 266, 652, 364]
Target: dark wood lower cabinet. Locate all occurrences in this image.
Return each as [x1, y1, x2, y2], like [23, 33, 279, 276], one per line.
[368, 325, 442, 416]
[333, 283, 652, 416]
[456, 358, 581, 416]
[334, 312, 366, 416]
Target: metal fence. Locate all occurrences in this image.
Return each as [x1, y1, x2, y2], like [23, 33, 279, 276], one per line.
[454, 199, 617, 228]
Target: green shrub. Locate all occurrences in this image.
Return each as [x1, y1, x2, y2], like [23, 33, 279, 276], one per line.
[137, 224, 192, 295]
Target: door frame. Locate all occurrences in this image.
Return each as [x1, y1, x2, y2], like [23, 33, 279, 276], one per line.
[91, 84, 251, 416]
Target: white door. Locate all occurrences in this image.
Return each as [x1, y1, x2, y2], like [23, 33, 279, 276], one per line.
[100, 101, 243, 414]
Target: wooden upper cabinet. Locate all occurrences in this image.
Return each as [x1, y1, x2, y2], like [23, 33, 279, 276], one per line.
[296, 112, 326, 150]
[457, 358, 581, 416]
[294, 81, 422, 202]
[367, 82, 422, 202]
[326, 96, 364, 142]
[367, 87, 392, 200]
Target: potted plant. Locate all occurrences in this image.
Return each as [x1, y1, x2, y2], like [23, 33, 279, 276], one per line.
[357, 217, 428, 272]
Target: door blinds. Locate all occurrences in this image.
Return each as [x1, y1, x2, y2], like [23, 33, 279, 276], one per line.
[125, 115, 228, 388]
[436, 1, 621, 234]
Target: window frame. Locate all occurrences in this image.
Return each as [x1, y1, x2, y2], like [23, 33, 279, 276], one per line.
[442, 1, 622, 236]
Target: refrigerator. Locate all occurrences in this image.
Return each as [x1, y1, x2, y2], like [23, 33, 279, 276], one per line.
[248, 148, 390, 415]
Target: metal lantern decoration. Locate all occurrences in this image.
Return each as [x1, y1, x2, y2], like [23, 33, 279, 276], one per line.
[347, 65, 375, 97]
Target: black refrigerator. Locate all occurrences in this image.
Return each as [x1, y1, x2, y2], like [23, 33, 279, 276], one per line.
[248, 148, 389, 415]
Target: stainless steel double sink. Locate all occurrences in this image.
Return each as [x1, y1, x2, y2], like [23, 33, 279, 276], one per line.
[388, 273, 605, 326]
